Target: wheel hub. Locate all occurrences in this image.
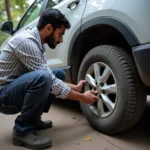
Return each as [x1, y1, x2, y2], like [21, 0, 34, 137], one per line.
[85, 62, 117, 118]
[96, 86, 102, 95]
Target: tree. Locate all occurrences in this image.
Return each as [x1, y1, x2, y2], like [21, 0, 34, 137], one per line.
[5, 0, 12, 21]
[0, 0, 33, 46]
[0, 0, 32, 25]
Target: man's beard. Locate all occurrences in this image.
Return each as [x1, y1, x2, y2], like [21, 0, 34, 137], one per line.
[46, 32, 60, 49]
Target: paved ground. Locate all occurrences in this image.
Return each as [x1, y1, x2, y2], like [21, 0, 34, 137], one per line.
[1, 97, 150, 150]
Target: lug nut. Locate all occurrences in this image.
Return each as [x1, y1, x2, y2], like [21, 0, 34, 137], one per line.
[100, 83, 104, 87]
[102, 90, 105, 94]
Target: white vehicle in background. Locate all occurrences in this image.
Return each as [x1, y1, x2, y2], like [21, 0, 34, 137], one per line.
[1, 0, 150, 134]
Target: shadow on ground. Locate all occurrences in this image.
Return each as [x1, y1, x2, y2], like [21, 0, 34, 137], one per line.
[53, 98, 82, 114]
[112, 101, 150, 147]
[53, 98, 150, 148]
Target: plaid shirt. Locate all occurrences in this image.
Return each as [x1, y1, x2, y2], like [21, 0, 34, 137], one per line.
[0, 28, 70, 99]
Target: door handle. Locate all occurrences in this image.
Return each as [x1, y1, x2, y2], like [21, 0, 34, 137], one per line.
[67, 0, 80, 9]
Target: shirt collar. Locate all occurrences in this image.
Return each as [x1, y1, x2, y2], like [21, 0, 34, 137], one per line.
[32, 27, 46, 52]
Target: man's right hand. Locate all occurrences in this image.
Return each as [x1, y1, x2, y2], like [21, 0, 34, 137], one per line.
[82, 91, 99, 104]
[66, 89, 99, 104]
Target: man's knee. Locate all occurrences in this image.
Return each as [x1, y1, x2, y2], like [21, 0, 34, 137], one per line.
[34, 70, 52, 89]
[58, 69, 66, 81]
[52, 69, 66, 81]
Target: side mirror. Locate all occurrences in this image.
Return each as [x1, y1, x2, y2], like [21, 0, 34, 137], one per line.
[0, 21, 14, 35]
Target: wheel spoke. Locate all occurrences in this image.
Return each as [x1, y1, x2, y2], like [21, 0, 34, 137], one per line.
[85, 62, 117, 118]
[85, 83, 90, 91]
[100, 66, 111, 83]
[86, 74, 96, 88]
[101, 84, 117, 94]
[89, 105, 98, 116]
[101, 93, 114, 111]
[97, 98, 104, 116]
[93, 63, 100, 84]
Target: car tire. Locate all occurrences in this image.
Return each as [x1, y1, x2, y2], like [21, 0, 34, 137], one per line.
[78, 45, 146, 134]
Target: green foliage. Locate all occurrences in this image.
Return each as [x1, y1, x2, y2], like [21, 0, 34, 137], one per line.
[0, 0, 34, 47]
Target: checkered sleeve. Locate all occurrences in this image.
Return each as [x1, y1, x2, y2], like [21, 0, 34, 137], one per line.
[48, 69, 71, 99]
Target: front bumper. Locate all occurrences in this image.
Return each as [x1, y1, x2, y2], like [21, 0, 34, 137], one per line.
[132, 43, 150, 86]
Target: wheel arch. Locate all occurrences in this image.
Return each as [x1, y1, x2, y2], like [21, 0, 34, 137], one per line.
[68, 17, 140, 83]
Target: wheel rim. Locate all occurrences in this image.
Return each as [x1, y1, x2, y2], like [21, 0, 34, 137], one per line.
[84, 62, 117, 118]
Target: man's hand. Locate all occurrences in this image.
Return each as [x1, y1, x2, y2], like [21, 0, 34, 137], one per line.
[76, 80, 86, 92]
[82, 91, 99, 104]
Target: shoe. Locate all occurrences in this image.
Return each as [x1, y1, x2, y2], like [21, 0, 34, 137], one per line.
[35, 120, 53, 130]
[13, 131, 52, 149]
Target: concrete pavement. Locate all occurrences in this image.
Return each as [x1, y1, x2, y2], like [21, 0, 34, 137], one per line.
[0, 97, 150, 150]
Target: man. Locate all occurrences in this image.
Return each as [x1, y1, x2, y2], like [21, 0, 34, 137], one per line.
[0, 9, 98, 149]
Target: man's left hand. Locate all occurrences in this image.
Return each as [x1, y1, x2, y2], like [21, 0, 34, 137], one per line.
[76, 80, 86, 92]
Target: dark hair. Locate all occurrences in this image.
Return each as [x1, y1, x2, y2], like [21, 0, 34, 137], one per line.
[37, 8, 71, 30]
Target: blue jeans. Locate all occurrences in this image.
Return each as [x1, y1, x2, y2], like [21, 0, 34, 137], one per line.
[0, 69, 65, 133]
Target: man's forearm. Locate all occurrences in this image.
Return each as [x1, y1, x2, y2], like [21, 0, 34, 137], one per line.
[64, 82, 77, 91]
[66, 89, 84, 102]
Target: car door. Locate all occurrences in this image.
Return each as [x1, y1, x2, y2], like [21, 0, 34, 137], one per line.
[1, 0, 87, 69]
[45, 0, 87, 68]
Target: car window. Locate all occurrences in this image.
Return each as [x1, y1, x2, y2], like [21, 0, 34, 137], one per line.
[46, 0, 64, 8]
[18, 0, 44, 29]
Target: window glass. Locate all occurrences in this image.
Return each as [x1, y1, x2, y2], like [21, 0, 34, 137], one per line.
[18, 0, 44, 29]
[46, 0, 64, 8]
